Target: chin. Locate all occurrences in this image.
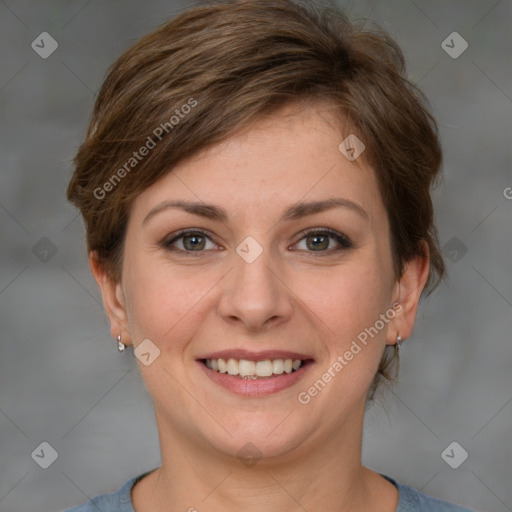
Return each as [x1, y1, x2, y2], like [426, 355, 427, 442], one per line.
[192, 410, 317, 464]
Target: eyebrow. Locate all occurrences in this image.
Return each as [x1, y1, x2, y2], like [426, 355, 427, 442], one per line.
[142, 197, 369, 226]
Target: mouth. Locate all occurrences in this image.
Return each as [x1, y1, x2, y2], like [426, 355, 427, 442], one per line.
[201, 357, 309, 379]
[197, 350, 315, 396]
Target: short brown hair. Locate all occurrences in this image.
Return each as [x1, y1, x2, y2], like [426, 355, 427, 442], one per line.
[67, 0, 446, 399]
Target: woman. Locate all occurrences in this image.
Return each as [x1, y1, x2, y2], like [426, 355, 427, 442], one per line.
[62, 0, 476, 510]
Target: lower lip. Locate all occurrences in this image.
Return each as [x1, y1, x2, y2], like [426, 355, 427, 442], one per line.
[197, 361, 314, 397]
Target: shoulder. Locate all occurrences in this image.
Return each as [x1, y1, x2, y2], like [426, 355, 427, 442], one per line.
[381, 474, 478, 512]
[59, 471, 153, 512]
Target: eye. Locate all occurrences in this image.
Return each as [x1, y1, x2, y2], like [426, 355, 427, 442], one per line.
[162, 227, 353, 256]
[163, 229, 218, 254]
[292, 228, 353, 254]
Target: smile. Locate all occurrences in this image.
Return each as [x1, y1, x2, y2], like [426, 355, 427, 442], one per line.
[203, 358, 305, 379]
[198, 351, 315, 396]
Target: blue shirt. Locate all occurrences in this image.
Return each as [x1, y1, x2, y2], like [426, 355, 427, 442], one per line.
[61, 470, 477, 511]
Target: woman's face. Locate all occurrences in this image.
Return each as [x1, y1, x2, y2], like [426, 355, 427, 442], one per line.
[97, 104, 424, 463]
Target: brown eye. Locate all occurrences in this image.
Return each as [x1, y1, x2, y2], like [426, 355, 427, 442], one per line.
[163, 230, 217, 254]
[181, 233, 207, 251]
[305, 233, 330, 251]
[293, 229, 353, 254]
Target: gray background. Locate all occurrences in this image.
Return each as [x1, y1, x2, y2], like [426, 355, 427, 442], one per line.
[0, 1, 511, 511]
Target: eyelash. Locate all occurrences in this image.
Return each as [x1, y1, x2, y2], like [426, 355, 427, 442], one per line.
[162, 228, 353, 257]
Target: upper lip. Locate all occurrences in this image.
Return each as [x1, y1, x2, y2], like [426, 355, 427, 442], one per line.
[197, 349, 314, 362]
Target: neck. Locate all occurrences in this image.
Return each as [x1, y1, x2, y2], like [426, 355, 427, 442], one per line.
[132, 402, 393, 512]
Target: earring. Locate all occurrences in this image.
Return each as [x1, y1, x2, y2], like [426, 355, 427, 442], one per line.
[117, 334, 126, 352]
[396, 334, 403, 349]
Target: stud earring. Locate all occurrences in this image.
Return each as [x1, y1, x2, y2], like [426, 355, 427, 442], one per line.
[117, 334, 126, 352]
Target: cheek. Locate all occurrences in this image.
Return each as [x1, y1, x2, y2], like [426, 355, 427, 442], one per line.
[311, 263, 391, 334]
[122, 253, 218, 350]
[300, 253, 394, 379]
[122, 228, 394, 361]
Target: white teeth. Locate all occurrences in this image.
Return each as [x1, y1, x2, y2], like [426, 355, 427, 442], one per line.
[218, 358, 227, 373]
[272, 359, 284, 374]
[239, 359, 256, 376]
[255, 360, 273, 377]
[227, 358, 239, 375]
[205, 357, 304, 378]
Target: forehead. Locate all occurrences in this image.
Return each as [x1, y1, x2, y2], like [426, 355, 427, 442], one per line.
[130, 104, 383, 225]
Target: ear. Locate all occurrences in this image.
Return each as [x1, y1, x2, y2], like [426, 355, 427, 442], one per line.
[386, 242, 430, 346]
[89, 252, 132, 346]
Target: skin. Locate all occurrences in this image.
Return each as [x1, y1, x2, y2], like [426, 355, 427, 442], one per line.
[91, 102, 429, 512]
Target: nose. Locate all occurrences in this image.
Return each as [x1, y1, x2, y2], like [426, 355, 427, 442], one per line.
[217, 243, 294, 333]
